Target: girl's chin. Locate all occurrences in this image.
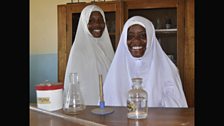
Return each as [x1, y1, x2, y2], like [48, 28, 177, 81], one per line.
[92, 33, 102, 38]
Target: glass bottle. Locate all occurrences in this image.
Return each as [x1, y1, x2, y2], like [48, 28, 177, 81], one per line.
[127, 78, 148, 119]
[156, 18, 162, 29]
[63, 73, 86, 114]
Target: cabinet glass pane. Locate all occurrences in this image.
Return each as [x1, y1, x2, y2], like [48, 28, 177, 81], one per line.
[105, 12, 116, 51]
[72, 13, 80, 43]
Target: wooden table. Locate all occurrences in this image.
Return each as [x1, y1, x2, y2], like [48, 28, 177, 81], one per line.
[30, 104, 194, 126]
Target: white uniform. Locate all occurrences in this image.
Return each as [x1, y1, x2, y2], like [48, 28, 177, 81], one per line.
[64, 5, 114, 105]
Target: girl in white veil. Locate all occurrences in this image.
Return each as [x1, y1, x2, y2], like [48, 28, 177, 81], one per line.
[103, 16, 188, 107]
[64, 5, 114, 105]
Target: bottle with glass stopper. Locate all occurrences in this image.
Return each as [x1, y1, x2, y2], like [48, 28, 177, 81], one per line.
[63, 73, 86, 114]
[127, 77, 148, 119]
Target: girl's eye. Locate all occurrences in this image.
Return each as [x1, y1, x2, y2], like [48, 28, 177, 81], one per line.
[98, 19, 104, 24]
[88, 19, 94, 24]
[127, 34, 134, 40]
[139, 33, 146, 39]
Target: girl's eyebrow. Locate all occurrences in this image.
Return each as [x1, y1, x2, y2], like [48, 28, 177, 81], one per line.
[128, 31, 146, 34]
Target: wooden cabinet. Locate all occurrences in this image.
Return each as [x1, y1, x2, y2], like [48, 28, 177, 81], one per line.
[58, 0, 194, 107]
[57, 1, 124, 84]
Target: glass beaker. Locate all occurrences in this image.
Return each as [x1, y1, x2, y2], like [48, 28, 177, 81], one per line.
[63, 73, 86, 114]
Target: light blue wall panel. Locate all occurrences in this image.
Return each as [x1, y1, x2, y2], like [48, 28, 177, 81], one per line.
[30, 53, 58, 103]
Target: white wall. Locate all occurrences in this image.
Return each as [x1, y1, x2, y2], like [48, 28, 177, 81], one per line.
[30, 0, 114, 54]
[30, 0, 67, 54]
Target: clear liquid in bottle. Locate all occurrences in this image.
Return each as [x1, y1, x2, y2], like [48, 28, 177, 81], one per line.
[127, 78, 148, 119]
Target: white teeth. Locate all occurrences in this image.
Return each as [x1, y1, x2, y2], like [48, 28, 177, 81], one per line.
[93, 29, 101, 32]
[132, 46, 142, 50]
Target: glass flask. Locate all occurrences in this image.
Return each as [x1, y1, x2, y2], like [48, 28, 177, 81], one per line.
[63, 73, 86, 114]
[127, 78, 148, 119]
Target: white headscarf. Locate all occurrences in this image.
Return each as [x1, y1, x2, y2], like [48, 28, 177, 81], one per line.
[64, 5, 114, 105]
[103, 16, 188, 107]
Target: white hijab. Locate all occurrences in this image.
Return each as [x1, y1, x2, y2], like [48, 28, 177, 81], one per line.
[64, 5, 114, 105]
[103, 16, 188, 107]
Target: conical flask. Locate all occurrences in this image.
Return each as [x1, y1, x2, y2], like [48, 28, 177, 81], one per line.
[63, 73, 86, 114]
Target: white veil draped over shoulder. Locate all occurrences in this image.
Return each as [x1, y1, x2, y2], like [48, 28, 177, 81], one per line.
[64, 5, 114, 105]
[103, 16, 188, 107]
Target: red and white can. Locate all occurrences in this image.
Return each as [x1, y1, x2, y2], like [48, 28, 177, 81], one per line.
[35, 82, 63, 111]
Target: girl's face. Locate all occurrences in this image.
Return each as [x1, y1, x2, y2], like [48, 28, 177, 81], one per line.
[127, 24, 147, 58]
[88, 11, 105, 38]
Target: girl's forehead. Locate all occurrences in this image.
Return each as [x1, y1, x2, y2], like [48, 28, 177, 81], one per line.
[128, 24, 146, 32]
